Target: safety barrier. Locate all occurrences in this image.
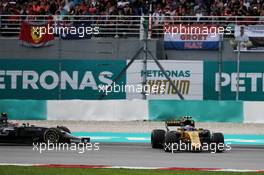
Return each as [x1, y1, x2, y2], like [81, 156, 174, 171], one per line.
[0, 100, 46, 120]
[148, 100, 243, 122]
[0, 99, 263, 123]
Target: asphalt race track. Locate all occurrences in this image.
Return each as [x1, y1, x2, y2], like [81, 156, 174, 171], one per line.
[0, 143, 263, 170]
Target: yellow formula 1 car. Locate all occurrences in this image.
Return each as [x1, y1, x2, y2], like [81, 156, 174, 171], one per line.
[151, 117, 225, 153]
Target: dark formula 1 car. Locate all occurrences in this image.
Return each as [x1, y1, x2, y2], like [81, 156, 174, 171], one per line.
[0, 113, 90, 144]
[151, 116, 225, 153]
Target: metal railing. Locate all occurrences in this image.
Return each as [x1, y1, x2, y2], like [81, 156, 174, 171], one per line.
[1, 15, 264, 38]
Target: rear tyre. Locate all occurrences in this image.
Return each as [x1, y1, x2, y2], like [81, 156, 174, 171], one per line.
[43, 128, 61, 144]
[151, 129, 165, 149]
[164, 131, 180, 152]
[210, 132, 225, 153]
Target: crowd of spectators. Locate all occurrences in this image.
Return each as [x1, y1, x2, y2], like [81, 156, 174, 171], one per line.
[1, 0, 264, 17]
[1, 0, 264, 37]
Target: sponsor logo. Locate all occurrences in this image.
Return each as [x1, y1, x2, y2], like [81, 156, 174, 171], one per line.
[215, 72, 264, 92]
[141, 70, 191, 95]
[0, 70, 114, 90]
[147, 80, 190, 95]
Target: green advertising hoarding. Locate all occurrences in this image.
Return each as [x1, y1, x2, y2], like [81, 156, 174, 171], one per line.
[204, 61, 264, 100]
[2, 60, 264, 101]
[0, 59, 126, 99]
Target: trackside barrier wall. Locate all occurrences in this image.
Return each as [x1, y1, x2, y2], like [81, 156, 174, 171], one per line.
[243, 101, 264, 123]
[0, 100, 263, 123]
[148, 100, 244, 122]
[47, 100, 147, 121]
[0, 100, 47, 120]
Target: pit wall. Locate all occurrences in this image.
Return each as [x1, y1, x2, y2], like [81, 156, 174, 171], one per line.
[0, 100, 264, 123]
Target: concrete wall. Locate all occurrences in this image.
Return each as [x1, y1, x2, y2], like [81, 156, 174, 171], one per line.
[0, 38, 157, 60]
[1, 38, 264, 61]
[244, 101, 264, 123]
[47, 100, 148, 121]
[0, 37, 264, 61]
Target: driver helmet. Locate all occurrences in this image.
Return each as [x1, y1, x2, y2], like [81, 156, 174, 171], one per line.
[1, 112, 7, 117]
[184, 125, 194, 131]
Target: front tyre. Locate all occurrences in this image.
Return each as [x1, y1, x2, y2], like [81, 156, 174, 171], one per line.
[43, 128, 61, 144]
[210, 132, 225, 153]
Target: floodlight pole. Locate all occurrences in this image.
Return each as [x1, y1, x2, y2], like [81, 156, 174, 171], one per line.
[141, 1, 153, 100]
[218, 34, 223, 100]
[58, 32, 62, 100]
[236, 41, 241, 101]
[142, 17, 148, 100]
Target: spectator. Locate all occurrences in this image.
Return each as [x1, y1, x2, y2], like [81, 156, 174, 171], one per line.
[153, 7, 164, 25]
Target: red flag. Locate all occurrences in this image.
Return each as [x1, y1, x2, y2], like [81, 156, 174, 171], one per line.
[19, 22, 54, 47]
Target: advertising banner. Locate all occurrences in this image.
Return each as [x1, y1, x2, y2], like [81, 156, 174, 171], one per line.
[164, 24, 220, 50]
[204, 61, 264, 100]
[126, 60, 203, 100]
[0, 59, 126, 100]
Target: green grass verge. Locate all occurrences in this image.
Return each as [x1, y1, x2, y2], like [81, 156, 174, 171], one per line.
[0, 166, 263, 175]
